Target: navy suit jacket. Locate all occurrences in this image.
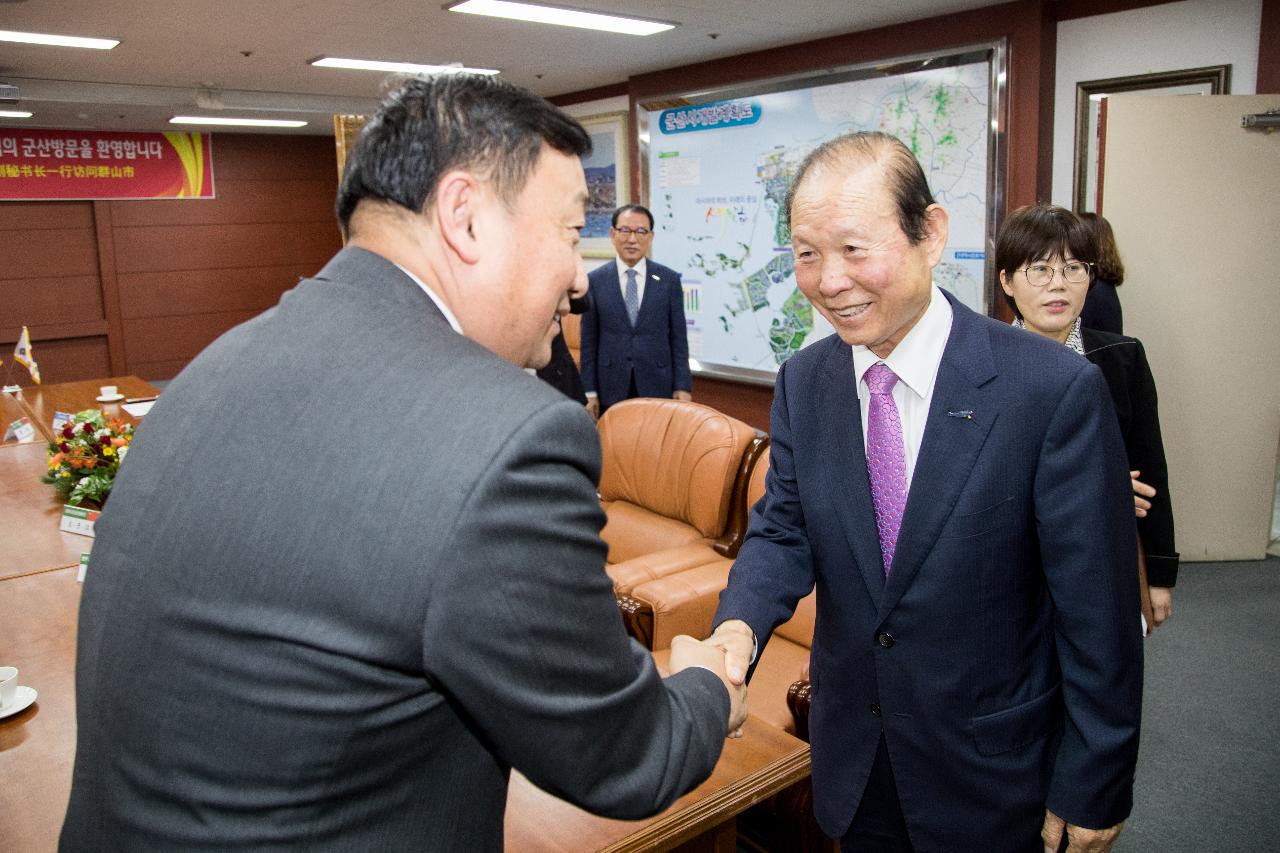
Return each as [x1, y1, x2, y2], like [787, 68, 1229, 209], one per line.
[580, 260, 691, 409]
[715, 292, 1142, 850]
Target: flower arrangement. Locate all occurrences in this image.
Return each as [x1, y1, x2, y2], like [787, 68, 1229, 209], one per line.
[42, 410, 134, 506]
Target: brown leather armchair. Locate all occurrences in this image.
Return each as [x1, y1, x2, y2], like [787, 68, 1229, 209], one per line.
[561, 313, 581, 368]
[618, 448, 770, 648]
[597, 399, 759, 598]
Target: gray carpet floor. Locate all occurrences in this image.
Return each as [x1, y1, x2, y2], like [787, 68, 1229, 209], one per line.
[1115, 556, 1280, 852]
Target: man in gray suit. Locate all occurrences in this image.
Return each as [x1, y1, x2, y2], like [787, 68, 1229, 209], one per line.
[61, 75, 744, 852]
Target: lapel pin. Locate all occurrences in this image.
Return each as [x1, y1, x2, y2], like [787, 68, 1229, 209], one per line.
[946, 409, 975, 420]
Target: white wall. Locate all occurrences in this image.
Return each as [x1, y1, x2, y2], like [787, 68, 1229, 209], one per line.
[1051, 0, 1261, 207]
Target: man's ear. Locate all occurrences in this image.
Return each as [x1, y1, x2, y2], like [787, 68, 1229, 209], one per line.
[998, 269, 1013, 297]
[434, 170, 484, 265]
[922, 203, 949, 267]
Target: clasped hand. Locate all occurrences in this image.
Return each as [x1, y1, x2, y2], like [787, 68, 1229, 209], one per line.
[668, 634, 749, 737]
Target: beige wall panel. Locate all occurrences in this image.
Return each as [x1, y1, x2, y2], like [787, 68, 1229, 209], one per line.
[1102, 94, 1280, 560]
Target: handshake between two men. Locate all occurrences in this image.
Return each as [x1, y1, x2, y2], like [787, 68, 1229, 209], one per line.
[668, 620, 758, 738]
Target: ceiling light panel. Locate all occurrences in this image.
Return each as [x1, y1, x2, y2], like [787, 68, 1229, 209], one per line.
[445, 1, 675, 36]
[310, 57, 500, 75]
[0, 29, 119, 50]
[170, 116, 308, 128]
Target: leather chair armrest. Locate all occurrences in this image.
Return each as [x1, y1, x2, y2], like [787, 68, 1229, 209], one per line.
[605, 541, 721, 596]
[624, 559, 732, 650]
[787, 680, 811, 743]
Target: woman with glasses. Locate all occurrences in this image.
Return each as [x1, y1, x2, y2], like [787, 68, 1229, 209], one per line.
[996, 203, 1178, 631]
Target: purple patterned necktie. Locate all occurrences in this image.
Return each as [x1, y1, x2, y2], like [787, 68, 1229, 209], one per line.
[865, 363, 908, 577]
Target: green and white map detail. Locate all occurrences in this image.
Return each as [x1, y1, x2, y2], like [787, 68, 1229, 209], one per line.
[650, 61, 989, 374]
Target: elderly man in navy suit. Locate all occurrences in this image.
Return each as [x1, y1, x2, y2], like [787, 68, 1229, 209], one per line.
[581, 204, 692, 418]
[708, 132, 1142, 852]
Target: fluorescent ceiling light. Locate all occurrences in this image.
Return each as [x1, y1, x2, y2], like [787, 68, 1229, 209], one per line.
[310, 56, 500, 75]
[171, 116, 308, 128]
[446, 1, 675, 36]
[0, 110, 34, 119]
[0, 29, 119, 50]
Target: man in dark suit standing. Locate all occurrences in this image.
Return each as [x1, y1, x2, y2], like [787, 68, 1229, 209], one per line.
[707, 133, 1142, 852]
[60, 75, 744, 852]
[581, 204, 692, 418]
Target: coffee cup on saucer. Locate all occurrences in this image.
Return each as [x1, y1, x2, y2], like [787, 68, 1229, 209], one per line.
[0, 666, 17, 709]
[97, 385, 123, 403]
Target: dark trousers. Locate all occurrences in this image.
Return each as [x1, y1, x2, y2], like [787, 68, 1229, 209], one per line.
[841, 735, 914, 853]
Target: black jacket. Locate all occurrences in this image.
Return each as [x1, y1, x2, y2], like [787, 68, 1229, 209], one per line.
[1083, 327, 1179, 586]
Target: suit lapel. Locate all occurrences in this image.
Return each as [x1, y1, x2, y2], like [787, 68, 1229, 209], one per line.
[635, 267, 663, 327]
[814, 339, 889, 607]
[878, 298, 1001, 620]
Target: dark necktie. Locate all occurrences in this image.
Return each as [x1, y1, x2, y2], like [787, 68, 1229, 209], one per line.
[624, 268, 640, 326]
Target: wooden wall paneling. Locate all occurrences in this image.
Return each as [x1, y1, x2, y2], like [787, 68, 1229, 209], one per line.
[92, 202, 126, 375]
[0, 202, 94, 231]
[116, 266, 306, 319]
[15, 336, 112, 386]
[2, 228, 99, 280]
[106, 179, 337, 228]
[122, 310, 260, 369]
[206, 135, 343, 182]
[0, 276, 104, 328]
[1259, 0, 1280, 93]
[110, 223, 337, 274]
[692, 378, 773, 433]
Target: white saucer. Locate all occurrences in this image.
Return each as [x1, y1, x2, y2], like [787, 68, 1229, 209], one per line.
[0, 685, 37, 719]
[95, 393, 125, 403]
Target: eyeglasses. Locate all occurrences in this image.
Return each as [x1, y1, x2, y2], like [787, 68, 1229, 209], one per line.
[612, 226, 651, 236]
[1017, 260, 1093, 287]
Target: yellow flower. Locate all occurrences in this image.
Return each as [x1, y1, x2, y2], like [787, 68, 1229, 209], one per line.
[59, 470, 71, 478]
[102, 446, 115, 457]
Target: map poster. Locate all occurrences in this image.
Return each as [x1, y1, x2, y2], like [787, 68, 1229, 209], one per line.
[644, 58, 992, 380]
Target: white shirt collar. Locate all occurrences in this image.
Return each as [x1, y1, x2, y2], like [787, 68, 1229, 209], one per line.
[393, 263, 464, 335]
[615, 256, 646, 283]
[851, 285, 953, 400]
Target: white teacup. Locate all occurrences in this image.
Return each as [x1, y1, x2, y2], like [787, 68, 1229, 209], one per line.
[99, 385, 118, 398]
[0, 666, 17, 709]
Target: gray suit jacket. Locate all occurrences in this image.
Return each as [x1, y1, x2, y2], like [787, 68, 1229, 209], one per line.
[61, 247, 728, 851]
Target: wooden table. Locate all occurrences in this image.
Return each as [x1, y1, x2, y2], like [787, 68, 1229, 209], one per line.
[1, 391, 40, 448]
[0, 567, 81, 853]
[505, 716, 810, 852]
[0, 563, 810, 852]
[14, 375, 160, 439]
[0, 442, 90, 581]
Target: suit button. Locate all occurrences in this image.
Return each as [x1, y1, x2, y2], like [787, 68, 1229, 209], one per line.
[870, 703, 882, 717]
[877, 632, 895, 648]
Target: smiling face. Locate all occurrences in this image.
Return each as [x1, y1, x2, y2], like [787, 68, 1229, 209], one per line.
[480, 146, 588, 369]
[790, 157, 948, 359]
[610, 208, 654, 267]
[999, 252, 1089, 344]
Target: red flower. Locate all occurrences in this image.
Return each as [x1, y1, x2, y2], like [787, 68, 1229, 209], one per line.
[82, 423, 94, 434]
[62, 425, 75, 438]
[59, 442, 70, 453]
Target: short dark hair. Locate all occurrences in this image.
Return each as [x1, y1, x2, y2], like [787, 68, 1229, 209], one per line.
[611, 204, 654, 230]
[1078, 212, 1125, 286]
[786, 131, 936, 245]
[995, 204, 1095, 317]
[336, 74, 591, 233]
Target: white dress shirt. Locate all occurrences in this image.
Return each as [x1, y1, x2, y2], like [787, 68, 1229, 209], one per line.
[850, 286, 953, 491]
[615, 256, 648, 306]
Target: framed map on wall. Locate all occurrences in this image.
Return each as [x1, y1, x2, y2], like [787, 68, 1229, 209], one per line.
[638, 45, 1007, 385]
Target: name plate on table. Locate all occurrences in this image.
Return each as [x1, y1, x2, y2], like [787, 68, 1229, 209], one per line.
[77, 552, 90, 582]
[60, 505, 101, 538]
[52, 411, 75, 431]
[4, 416, 37, 443]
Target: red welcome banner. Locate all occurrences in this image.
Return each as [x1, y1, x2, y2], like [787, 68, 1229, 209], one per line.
[0, 129, 215, 200]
